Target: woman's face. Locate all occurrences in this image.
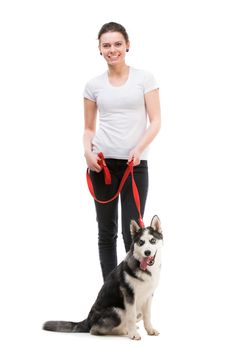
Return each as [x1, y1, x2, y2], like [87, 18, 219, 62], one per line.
[99, 31, 129, 66]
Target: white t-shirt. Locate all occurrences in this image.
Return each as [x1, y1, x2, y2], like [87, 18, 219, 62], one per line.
[84, 67, 159, 160]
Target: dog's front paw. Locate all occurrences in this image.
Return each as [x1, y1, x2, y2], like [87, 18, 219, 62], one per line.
[146, 328, 160, 336]
[128, 330, 141, 340]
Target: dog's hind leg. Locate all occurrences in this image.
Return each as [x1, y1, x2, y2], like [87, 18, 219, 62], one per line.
[90, 310, 121, 336]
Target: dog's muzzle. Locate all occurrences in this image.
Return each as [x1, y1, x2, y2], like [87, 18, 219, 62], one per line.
[140, 251, 157, 271]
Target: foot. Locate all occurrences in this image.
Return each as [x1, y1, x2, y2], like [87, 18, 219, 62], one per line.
[146, 327, 160, 336]
[128, 330, 141, 340]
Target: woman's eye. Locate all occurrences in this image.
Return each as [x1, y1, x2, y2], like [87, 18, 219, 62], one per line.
[150, 238, 156, 244]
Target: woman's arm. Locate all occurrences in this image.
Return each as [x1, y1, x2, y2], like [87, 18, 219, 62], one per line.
[128, 89, 161, 165]
[83, 98, 102, 172]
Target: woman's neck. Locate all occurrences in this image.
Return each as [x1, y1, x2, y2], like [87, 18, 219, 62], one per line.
[107, 63, 129, 77]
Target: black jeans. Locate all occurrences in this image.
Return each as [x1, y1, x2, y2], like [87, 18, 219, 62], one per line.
[90, 159, 148, 280]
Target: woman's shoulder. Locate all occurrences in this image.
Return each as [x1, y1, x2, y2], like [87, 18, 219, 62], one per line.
[85, 71, 106, 87]
[130, 67, 156, 81]
[130, 67, 158, 89]
[84, 71, 107, 100]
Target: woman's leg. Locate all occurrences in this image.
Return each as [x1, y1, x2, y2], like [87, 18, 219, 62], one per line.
[90, 165, 119, 280]
[120, 161, 149, 252]
[94, 198, 119, 281]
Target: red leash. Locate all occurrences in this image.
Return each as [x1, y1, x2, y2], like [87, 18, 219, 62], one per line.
[86, 152, 145, 228]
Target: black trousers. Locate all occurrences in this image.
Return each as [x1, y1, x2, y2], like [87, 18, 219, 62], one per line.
[90, 159, 148, 280]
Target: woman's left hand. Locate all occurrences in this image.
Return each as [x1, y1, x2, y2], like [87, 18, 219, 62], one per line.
[128, 149, 141, 166]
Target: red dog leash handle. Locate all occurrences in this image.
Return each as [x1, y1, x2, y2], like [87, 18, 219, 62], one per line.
[86, 153, 145, 228]
[97, 152, 111, 185]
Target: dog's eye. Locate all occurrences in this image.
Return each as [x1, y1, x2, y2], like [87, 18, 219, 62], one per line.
[150, 238, 157, 244]
[138, 239, 145, 246]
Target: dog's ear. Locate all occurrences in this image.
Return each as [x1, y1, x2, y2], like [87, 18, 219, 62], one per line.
[130, 220, 140, 237]
[150, 215, 162, 233]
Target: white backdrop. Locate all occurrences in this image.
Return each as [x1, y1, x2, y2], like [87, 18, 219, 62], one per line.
[0, 0, 249, 349]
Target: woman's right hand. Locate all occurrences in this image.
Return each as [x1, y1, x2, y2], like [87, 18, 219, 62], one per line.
[84, 151, 102, 172]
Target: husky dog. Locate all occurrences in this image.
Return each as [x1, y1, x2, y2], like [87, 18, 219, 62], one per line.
[43, 215, 163, 340]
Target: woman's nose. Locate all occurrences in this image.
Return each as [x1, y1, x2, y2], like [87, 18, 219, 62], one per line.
[109, 45, 116, 52]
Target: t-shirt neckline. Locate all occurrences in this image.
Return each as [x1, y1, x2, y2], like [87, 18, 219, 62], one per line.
[106, 66, 132, 88]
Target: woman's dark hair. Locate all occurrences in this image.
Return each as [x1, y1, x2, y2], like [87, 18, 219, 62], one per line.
[98, 22, 129, 43]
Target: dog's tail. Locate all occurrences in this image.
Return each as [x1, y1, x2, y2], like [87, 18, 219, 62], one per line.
[43, 319, 90, 333]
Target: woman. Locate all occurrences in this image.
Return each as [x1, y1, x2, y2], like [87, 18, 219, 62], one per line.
[83, 22, 161, 280]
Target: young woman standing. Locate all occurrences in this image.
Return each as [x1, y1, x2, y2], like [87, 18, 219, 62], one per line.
[83, 22, 161, 280]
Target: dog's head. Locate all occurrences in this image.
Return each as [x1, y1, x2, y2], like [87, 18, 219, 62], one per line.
[130, 215, 163, 271]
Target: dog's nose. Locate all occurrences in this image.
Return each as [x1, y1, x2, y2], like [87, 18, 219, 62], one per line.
[144, 250, 151, 256]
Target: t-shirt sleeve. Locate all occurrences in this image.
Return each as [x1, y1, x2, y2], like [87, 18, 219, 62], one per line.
[83, 80, 96, 102]
[143, 71, 159, 94]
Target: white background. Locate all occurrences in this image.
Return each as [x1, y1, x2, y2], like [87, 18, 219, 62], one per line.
[0, 0, 249, 349]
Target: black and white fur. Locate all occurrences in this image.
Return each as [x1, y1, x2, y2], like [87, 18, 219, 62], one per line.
[43, 215, 163, 340]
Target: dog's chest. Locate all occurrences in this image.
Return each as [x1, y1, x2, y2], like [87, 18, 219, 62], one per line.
[126, 267, 160, 302]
